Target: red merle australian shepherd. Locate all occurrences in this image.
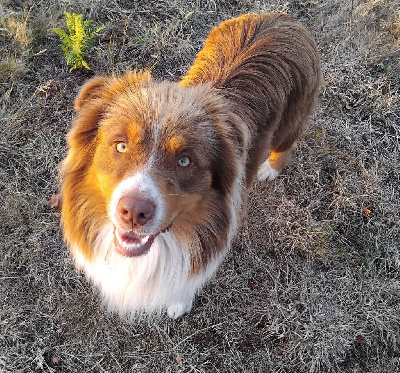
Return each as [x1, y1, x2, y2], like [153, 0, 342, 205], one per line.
[59, 13, 321, 318]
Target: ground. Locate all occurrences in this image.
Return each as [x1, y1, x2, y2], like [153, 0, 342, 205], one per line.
[0, 0, 399, 372]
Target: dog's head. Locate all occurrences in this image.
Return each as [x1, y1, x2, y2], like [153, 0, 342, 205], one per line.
[61, 72, 247, 260]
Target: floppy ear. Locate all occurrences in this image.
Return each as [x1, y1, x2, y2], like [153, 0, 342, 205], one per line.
[75, 76, 111, 111]
[64, 77, 112, 174]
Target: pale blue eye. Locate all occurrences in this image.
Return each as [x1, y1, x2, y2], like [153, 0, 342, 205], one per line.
[178, 155, 190, 167]
[116, 142, 127, 153]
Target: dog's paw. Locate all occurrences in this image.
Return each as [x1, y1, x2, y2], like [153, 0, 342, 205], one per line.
[167, 301, 192, 319]
[257, 159, 280, 181]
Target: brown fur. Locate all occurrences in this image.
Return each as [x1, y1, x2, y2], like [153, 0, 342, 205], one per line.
[60, 13, 321, 277]
[181, 13, 321, 184]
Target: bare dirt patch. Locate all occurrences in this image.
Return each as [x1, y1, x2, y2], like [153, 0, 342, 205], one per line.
[1, 0, 399, 372]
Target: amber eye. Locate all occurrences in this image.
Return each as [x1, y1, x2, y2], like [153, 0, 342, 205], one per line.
[178, 155, 190, 167]
[116, 142, 128, 153]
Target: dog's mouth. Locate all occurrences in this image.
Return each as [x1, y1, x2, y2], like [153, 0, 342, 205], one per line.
[113, 225, 172, 257]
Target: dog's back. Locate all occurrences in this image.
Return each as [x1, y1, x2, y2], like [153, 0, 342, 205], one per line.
[181, 13, 322, 183]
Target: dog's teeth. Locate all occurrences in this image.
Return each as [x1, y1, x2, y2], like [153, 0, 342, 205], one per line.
[116, 232, 151, 251]
[121, 241, 142, 250]
[141, 236, 150, 245]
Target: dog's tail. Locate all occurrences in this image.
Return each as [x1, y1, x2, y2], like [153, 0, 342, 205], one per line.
[180, 13, 321, 128]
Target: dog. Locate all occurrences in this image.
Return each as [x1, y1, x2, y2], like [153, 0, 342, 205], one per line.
[59, 13, 321, 319]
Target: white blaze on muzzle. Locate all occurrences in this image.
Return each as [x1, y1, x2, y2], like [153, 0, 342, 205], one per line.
[109, 172, 166, 256]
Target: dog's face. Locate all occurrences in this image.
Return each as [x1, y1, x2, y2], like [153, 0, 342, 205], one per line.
[91, 80, 218, 257]
[61, 73, 245, 260]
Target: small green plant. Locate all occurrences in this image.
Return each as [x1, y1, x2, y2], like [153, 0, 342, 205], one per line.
[379, 62, 392, 73]
[51, 12, 105, 71]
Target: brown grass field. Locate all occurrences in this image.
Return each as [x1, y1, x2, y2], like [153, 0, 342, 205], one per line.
[1, 0, 399, 371]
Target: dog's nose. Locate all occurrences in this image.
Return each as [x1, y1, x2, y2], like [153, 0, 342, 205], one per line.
[117, 196, 155, 227]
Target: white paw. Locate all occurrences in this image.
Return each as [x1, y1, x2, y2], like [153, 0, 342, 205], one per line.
[257, 159, 280, 181]
[167, 301, 192, 319]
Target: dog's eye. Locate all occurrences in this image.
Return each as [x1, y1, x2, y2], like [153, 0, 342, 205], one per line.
[178, 155, 190, 167]
[116, 142, 128, 153]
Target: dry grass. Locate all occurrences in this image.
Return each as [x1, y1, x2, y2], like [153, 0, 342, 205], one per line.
[1, 0, 399, 372]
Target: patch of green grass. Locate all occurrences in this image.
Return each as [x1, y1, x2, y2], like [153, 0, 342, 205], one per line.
[379, 62, 392, 73]
[50, 12, 105, 71]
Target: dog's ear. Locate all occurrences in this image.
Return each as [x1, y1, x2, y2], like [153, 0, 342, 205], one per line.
[75, 77, 111, 111]
[211, 115, 248, 196]
[66, 77, 112, 173]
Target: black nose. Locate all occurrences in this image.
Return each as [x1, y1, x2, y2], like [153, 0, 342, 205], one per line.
[117, 196, 155, 228]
